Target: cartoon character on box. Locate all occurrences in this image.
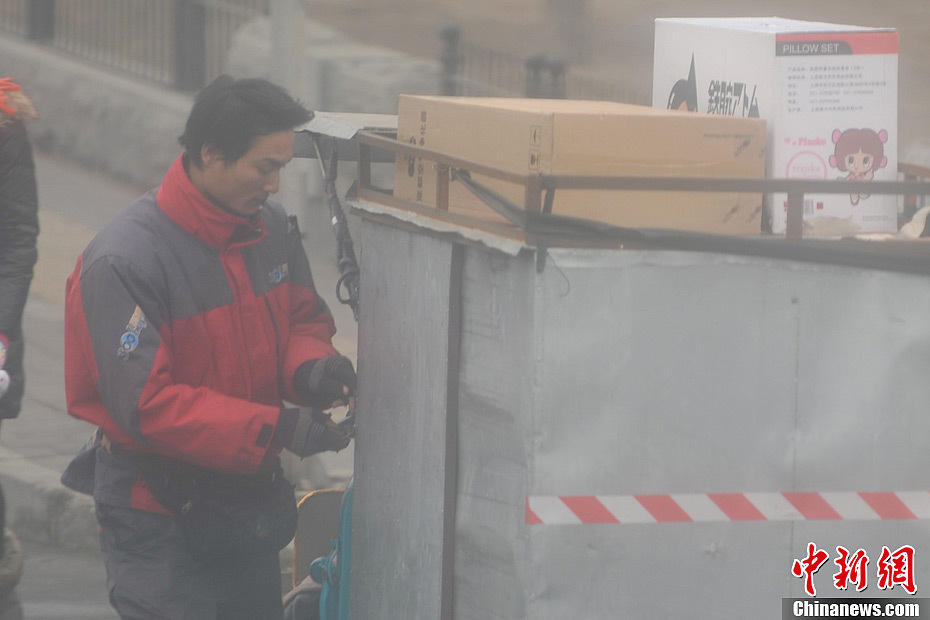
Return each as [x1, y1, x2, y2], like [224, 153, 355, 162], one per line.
[829, 128, 888, 205]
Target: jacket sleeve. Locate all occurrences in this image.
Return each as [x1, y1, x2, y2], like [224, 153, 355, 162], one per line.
[0, 120, 39, 419]
[66, 252, 281, 474]
[279, 216, 340, 404]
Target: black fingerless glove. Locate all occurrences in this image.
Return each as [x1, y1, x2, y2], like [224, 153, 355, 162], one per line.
[297, 355, 357, 408]
[279, 407, 352, 457]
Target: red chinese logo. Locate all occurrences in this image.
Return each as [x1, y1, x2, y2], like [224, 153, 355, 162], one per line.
[792, 543, 830, 597]
[834, 546, 869, 592]
[877, 545, 916, 594]
[791, 543, 917, 596]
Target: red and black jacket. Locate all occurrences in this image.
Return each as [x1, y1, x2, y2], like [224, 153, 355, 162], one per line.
[64, 155, 339, 512]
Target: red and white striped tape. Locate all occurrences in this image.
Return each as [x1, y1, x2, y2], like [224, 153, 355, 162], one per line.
[526, 492, 930, 525]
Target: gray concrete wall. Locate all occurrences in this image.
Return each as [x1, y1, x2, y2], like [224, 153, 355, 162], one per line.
[0, 35, 192, 190]
[226, 17, 440, 114]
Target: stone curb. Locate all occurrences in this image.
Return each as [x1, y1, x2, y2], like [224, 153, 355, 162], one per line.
[0, 447, 98, 551]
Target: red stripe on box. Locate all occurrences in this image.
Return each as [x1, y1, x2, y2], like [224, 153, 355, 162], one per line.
[859, 492, 917, 520]
[775, 31, 898, 55]
[525, 491, 930, 525]
[525, 498, 543, 525]
[561, 496, 620, 524]
[784, 492, 843, 520]
[635, 494, 692, 522]
[709, 493, 767, 521]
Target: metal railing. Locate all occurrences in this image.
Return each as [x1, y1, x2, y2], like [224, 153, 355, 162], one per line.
[899, 161, 930, 223]
[0, 0, 26, 36]
[438, 23, 650, 105]
[355, 130, 930, 244]
[0, 0, 267, 90]
[53, 0, 174, 84]
[1, 1, 662, 103]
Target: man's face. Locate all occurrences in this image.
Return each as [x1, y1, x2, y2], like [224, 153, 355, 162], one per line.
[199, 130, 295, 217]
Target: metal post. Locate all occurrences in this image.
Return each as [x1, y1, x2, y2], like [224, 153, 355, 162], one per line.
[439, 242, 464, 620]
[27, 0, 55, 41]
[436, 165, 450, 211]
[270, 0, 302, 93]
[525, 53, 548, 98]
[174, 0, 206, 91]
[525, 174, 543, 213]
[270, 0, 311, 243]
[786, 191, 804, 240]
[902, 172, 917, 228]
[439, 24, 462, 96]
[547, 58, 566, 99]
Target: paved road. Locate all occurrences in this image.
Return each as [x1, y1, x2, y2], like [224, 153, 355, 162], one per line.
[2, 148, 359, 615]
[17, 537, 118, 620]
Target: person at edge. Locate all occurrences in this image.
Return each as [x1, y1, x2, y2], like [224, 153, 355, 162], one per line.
[61, 75, 357, 620]
[0, 76, 39, 620]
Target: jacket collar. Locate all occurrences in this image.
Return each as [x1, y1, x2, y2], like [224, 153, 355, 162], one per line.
[155, 155, 266, 249]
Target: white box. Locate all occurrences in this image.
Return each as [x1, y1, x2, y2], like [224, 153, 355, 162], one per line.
[653, 17, 898, 236]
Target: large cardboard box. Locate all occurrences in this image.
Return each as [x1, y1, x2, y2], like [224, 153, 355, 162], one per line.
[393, 95, 767, 236]
[653, 17, 898, 236]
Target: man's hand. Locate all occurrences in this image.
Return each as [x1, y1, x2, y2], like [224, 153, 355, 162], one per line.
[305, 355, 356, 410]
[284, 407, 352, 457]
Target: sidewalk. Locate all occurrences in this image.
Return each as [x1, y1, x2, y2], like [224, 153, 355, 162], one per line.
[0, 149, 359, 553]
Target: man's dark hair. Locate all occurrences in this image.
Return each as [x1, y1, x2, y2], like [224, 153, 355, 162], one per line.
[179, 75, 312, 167]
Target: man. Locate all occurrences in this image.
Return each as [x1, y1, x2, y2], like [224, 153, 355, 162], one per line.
[61, 75, 357, 620]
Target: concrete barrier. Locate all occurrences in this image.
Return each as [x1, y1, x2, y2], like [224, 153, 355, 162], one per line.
[0, 35, 191, 190]
[226, 16, 440, 113]
[0, 447, 97, 550]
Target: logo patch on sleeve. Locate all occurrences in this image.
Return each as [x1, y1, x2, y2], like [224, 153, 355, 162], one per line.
[117, 305, 148, 361]
[268, 263, 289, 284]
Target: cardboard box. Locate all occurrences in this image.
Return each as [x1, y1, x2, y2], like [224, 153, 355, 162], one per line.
[393, 95, 767, 236]
[653, 17, 899, 236]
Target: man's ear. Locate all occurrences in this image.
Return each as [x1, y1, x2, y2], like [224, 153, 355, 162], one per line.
[200, 144, 221, 167]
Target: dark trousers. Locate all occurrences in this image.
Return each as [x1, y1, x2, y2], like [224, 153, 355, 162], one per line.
[97, 504, 284, 620]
